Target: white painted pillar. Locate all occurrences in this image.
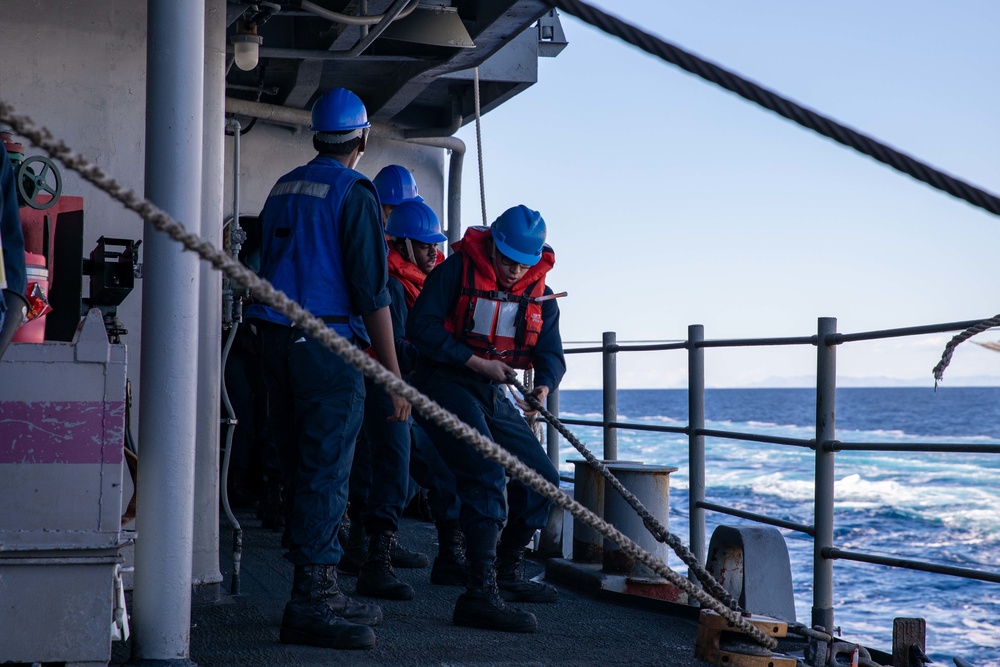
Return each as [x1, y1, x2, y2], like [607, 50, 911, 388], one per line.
[133, 0, 205, 661]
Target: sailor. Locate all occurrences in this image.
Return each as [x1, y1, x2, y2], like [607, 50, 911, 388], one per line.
[407, 204, 565, 633]
[0, 140, 27, 360]
[382, 200, 468, 587]
[342, 196, 440, 602]
[372, 162, 423, 225]
[244, 87, 410, 651]
[340, 164, 430, 585]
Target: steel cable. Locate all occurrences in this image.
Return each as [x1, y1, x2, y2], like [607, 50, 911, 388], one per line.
[548, 0, 1000, 218]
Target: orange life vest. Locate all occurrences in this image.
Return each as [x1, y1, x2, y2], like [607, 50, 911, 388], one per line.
[387, 244, 444, 309]
[444, 226, 555, 369]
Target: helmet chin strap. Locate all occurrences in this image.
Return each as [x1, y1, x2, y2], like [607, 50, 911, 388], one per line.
[404, 238, 416, 263]
[347, 127, 370, 169]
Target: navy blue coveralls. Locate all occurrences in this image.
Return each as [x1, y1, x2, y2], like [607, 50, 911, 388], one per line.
[246, 156, 389, 566]
[1, 143, 26, 328]
[351, 272, 413, 534]
[388, 275, 460, 525]
[406, 251, 565, 557]
[351, 274, 460, 531]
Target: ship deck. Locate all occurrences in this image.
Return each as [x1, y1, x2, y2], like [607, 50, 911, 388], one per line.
[113, 511, 727, 666]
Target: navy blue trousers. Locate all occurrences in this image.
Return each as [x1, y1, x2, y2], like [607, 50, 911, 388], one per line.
[409, 422, 460, 523]
[257, 323, 363, 566]
[413, 368, 559, 556]
[351, 376, 412, 533]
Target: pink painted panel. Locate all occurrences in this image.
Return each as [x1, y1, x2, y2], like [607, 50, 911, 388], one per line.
[0, 401, 125, 464]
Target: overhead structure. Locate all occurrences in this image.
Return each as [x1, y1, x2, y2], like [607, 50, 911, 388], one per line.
[224, 1, 567, 131]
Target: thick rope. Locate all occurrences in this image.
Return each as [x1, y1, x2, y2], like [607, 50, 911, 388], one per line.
[518, 368, 544, 442]
[548, 0, 1000, 218]
[0, 100, 777, 650]
[507, 376, 742, 613]
[932, 314, 1000, 387]
[472, 66, 487, 226]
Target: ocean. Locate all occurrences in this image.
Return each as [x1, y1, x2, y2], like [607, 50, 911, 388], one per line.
[554, 387, 1000, 666]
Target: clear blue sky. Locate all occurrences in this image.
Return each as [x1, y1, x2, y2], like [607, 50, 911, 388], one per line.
[456, 1, 1000, 389]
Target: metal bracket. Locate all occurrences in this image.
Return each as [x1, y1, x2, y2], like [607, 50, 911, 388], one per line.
[695, 610, 797, 667]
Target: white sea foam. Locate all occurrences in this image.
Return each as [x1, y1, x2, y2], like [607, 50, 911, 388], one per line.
[557, 389, 1000, 664]
[960, 617, 1000, 650]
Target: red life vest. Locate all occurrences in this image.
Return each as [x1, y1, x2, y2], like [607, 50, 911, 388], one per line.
[444, 226, 555, 369]
[387, 244, 444, 309]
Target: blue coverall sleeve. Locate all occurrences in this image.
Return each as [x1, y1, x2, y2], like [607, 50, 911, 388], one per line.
[340, 183, 391, 316]
[387, 276, 419, 376]
[531, 287, 566, 391]
[0, 144, 26, 301]
[406, 252, 475, 367]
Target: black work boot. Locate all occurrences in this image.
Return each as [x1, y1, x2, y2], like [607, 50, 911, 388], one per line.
[356, 531, 415, 601]
[453, 558, 537, 633]
[495, 547, 558, 603]
[259, 483, 284, 532]
[390, 538, 429, 568]
[308, 563, 383, 625]
[431, 522, 469, 586]
[280, 564, 378, 649]
[338, 519, 369, 576]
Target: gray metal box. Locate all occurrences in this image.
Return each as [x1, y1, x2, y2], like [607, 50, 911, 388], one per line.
[0, 310, 127, 664]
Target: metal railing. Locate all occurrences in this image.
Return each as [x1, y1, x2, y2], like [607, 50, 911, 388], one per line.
[550, 317, 1000, 632]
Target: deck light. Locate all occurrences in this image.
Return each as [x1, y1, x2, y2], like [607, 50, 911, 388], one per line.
[231, 21, 263, 71]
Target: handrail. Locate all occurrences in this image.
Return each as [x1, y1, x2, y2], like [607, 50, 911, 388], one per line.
[610, 421, 687, 435]
[697, 501, 815, 536]
[825, 548, 1000, 585]
[698, 335, 816, 348]
[553, 316, 1000, 637]
[559, 417, 814, 447]
[696, 428, 815, 449]
[830, 318, 988, 344]
[826, 441, 1000, 454]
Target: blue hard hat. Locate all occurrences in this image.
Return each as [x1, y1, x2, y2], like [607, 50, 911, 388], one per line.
[386, 200, 447, 244]
[373, 164, 423, 206]
[310, 88, 370, 132]
[490, 205, 546, 266]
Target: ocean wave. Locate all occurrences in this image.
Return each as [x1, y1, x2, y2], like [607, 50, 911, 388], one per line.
[558, 411, 604, 420]
[959, 617, 1000, 650]
[555, 389, 1000, 666]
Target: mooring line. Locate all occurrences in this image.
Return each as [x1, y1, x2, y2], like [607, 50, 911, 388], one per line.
[0, 99, 778, 650]
[507, 376, 742, 612]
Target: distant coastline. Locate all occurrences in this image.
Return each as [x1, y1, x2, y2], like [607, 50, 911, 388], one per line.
[560, 376, 1000, 390]
[737, 375, 1000, 389]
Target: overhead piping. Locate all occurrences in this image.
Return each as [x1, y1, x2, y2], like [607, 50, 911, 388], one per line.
[347, 0, 413, 57]
[225, 97, 311, 127]
[298, 0, 418, 26]
[223, 96, 465, 249]
[408, 134, 464, 251]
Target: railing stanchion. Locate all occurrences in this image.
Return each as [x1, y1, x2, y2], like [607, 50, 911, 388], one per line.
[687, 324, 706, 587]
[546, 387, 560, 468]
[813, 317, 837, 634]
[602, 331, 618, 460]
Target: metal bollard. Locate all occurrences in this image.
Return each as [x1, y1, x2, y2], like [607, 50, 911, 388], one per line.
[601, 463, 678, 576]
[570, 459, 640, 563]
